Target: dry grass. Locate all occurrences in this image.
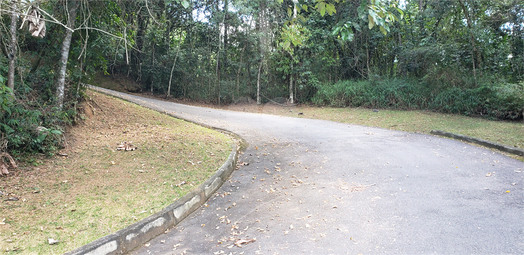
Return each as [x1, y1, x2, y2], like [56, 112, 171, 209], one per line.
[0, 91, 232, 254]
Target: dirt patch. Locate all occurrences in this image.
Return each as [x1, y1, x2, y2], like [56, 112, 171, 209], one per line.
[0, 91, 232, 254]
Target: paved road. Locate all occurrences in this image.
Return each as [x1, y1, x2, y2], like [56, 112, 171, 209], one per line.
[94, 88, 524, 254]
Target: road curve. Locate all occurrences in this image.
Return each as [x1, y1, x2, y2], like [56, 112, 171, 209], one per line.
[93, 87, 524, 254]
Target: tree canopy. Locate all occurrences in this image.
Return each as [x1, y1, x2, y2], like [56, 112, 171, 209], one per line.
[0, 0, 523, 156]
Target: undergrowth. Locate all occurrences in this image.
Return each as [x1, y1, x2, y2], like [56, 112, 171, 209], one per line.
[0, 57, 80, 158]
[312, 78, 524, 121]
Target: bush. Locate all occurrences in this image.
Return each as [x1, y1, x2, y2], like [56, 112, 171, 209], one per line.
[312, 78, 524, 120]
[0, 81, 73, 156]
[0, 103, 65, 156]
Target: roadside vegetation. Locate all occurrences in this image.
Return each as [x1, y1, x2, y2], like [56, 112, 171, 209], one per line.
[312, 79, 524, 121]
[1, 1, 523, 157]
[1, 0, 523, 251]
[224, 102, 524, 156]
[0, 91, 232, 254]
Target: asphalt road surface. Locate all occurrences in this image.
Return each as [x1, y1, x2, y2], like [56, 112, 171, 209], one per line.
[93, 88, 523, 255]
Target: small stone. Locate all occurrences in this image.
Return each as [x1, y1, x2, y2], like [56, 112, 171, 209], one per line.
[48, 238, 59, 245]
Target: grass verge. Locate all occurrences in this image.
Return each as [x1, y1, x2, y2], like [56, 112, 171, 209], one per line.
[221, 104, 524, 160]
[0, 91, 232, 254]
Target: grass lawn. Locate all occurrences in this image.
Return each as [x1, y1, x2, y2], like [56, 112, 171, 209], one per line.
[0, 91, 232, 254]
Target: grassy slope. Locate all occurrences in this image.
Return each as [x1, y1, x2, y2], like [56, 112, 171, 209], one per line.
[0, 91, 232, 254]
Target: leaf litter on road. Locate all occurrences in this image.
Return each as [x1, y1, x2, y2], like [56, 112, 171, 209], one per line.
[234, 238, 256, 247]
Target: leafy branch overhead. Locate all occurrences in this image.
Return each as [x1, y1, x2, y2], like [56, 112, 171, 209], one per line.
[277, 0, 403, 41]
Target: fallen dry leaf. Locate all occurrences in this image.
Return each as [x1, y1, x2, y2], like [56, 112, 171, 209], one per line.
[117, 142, 137, 151]
[234, 238, 256, 247]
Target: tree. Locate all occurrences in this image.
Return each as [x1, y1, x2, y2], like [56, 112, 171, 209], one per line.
[457, 0, 480, 85]
[7, 0, 18, 93]
[56, 0, 80, 109]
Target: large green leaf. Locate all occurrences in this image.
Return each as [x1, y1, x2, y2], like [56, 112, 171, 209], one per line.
[316, 2, 326, 17]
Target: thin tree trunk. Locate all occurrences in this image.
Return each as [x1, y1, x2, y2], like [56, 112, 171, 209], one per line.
[56, 1, 80, 110]
[294, 73, 297, 102]
[289, 61, 294, 104]
[235, 44, 246, 101]
[134, 5, 147, 82]
[7, 0, 18, 93]
[366, 43, 370, 78]
[224, 0, 229, 50]
[457, 0, 479, 85]
[216, 49, 221, 104]
[235, 18, 252, 102]
[150, 44, 155, 93]
[216, 4, 226, 105]
[208, 45, 213, 99]
[288, 3, 297, 104]
[168, 41, 181, 97]
[257, 60, 262, 105]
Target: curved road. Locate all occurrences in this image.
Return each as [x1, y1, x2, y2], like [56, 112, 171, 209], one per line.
[94, 88, 523, 254]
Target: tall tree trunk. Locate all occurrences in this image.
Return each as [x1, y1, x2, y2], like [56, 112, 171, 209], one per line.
[134, 4, 147, 82]
[234, 17, 253, 102]
[235, 44, 247, 101]
[457, 0, 479, 85]
[56, 1, 80, 110]
[289, 61, 294, 104]
[216, 2, 227, 105]
[7, 0, 18, 93]
[224, 0, 229, 50]
[288, 3, 297, 104]
[256, 0, 268, 104]
[257, 60, 262, 105]
[366, 36, 370, 78]
[216, 47, 221, 105]
[168, 41, 181, 97]
[150, 44, 155, 93]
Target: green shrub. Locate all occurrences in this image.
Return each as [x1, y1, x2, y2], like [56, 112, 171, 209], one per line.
[0, 103, 65, 156]
[0, 81, 73, 156]
[312, 78, 524, 120]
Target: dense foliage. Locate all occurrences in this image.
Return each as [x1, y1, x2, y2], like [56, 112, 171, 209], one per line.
[1, 0, 523, 155]
[313, 79, 524, 119]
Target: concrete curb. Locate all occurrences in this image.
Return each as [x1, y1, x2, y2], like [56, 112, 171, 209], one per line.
[64, 90, 242, 255]
[430, 130, 524, 157]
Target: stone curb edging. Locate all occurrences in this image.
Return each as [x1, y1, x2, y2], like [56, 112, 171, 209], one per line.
[64, 90, 242, 255]
[64, 144, 239, 255]
[430, 130, 524, 157]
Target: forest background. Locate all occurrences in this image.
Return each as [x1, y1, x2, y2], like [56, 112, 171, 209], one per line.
[0, 0, 523, 157]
